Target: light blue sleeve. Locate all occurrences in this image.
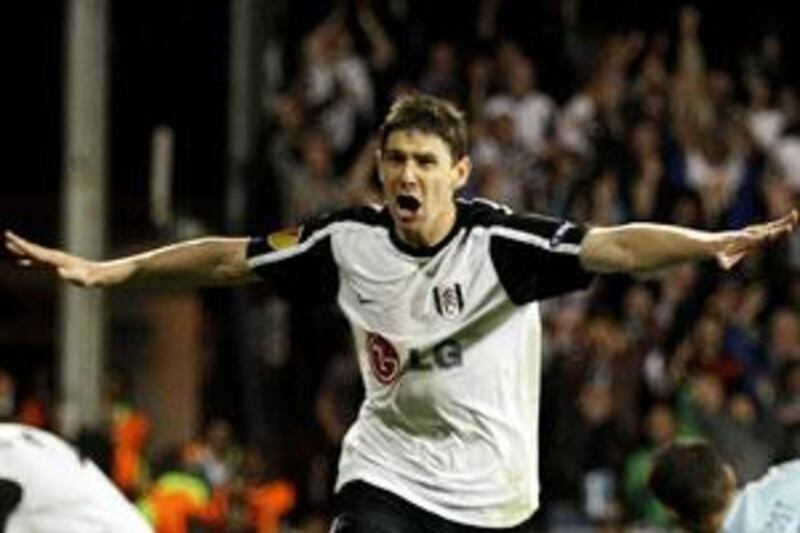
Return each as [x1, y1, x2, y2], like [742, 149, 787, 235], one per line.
[723, 460, 800, 533]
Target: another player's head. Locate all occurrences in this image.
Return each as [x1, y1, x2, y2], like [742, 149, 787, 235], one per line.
[648, 439, 737, 533]
[378, 94, 471, 247]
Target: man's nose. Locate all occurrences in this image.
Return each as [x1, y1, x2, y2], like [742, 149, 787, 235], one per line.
[400, 162, 418, 184]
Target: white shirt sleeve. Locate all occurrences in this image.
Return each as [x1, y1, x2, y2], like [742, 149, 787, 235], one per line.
[723, 459, 800, 533]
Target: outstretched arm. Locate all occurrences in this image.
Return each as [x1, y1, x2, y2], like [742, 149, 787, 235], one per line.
[579, 210, 798, 273]
[4, 231, 257, 288]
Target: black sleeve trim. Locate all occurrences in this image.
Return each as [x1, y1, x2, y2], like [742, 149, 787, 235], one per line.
[248, 234, 339, 304]
[487, 213, 595, 304]
[455, 200, 595, 303]
[491, 235, 594, 304]
[246, 207, 386, 304]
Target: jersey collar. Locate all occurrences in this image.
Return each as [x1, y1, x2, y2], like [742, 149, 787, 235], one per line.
[385, 203, 463, 258]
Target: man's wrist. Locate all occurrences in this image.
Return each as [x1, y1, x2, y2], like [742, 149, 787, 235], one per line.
[91, 260, 133, 287]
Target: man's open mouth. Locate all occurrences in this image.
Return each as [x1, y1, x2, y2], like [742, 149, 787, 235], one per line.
[396, 194, 422, 215]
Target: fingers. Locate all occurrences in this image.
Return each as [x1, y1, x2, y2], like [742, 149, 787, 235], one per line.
[763, 211, 793, 230]
[5, 230, 37, 257]
[5, 230, 24, 255]
[744, 210, 798, 243]
[767, 209, 798, 231]
[5, 230, 66, 271]
[717, 210, 798, 270]
[5, 232, 34, 268]
[5, 231, 53, 262]
[770, 209, 799, 237]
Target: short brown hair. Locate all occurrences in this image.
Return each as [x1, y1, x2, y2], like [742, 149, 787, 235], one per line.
[648, 440, 731, 533]
[379, 94, 468, 163]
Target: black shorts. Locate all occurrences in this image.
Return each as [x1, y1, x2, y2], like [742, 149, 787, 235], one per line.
[330, 481, 537, 533]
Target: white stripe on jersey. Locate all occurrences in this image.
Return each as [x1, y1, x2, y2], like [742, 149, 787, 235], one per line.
[463, 197, 513, 214]
[247, 221, 385, 269]
[486, 225, 582, 255]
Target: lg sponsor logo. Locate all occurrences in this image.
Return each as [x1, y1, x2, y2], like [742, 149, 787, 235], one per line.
[366, 333, 463, 385]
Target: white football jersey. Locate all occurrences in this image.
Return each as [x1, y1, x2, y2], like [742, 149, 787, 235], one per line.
[248, 198, 593, 527]
[0, 424, 152, 533]
[723, 459, 800, 533]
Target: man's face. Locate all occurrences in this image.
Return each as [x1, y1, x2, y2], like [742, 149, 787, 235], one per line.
[379, 129, 470, 247]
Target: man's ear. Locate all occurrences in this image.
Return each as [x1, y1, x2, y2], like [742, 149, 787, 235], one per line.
[453, 156, 471, 189]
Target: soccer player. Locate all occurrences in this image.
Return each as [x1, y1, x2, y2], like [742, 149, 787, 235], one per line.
[649, 439, 800, 532]
[0, 423, 152, 532]
[5, 94, 798, 532]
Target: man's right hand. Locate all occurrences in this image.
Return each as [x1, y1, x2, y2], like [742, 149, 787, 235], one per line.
[4, 230, 104, 287]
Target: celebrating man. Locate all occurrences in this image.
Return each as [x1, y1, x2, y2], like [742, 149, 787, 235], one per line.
[6, 94, 797, 532]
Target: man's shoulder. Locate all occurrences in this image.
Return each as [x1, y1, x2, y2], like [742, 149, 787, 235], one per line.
[745, 459, 800, 492]
[724, 459, 800, 531]
[457, 198, 565, 233]
[300, 204, 389, 240]
[457, 198, 514, 228]
[757, 459, 800, 496]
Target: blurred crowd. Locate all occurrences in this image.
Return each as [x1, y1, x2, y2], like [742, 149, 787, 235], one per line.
[4, 1, 800, 531]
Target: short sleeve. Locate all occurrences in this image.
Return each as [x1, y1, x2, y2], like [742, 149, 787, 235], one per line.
[246, 215, 339, 304]
[488, 212, 594, 304]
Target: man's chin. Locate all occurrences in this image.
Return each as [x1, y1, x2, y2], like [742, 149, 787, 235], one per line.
[392, 216, 427, 243]
[393, 207, 423, 226]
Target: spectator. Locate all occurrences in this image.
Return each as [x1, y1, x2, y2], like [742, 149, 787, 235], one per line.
[683, 374, 775, 484]
[469, 112, 533, 211]
[621, 119, 678, 222]
[138, 447, 226, 533]
[623, 402, 679, 526]
[774, 360, 800, 458]
[301, 11, 374, 156]
[484, 54, 556, 159]
[184, 418, 242, 490]
[417, 41, 465, 105]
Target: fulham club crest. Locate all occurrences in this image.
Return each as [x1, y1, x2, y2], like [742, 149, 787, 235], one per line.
[433, 283, 464, 320]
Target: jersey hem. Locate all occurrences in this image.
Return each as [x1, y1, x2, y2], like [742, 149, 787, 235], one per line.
[335, 471, 538, 529]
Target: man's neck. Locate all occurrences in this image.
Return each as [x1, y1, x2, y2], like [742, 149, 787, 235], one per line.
[396, 205, 458, 249]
